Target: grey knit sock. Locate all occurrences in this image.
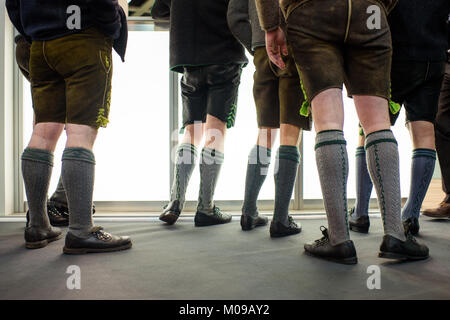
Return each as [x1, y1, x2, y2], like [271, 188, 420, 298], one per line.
[197, 148, 224, 214]
[170, 143, 198, 209]
[49, 176, 68, 207]
[365, 130, 406, 241]
[62, 148, 95, 238]
[402, 149, 436, 220]
[242, 145, 271, 217]
[273, 146, 300, 225]
[21, 148, 53, 229]
[315, 130, 350, 246]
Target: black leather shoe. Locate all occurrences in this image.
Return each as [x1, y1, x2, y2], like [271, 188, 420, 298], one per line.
[270, 216, 301, 238]
[159, 200, 182, 225]
[348, 208, 370, 233]
[304, 226, 358, 265]
[24, 226, 62, 249]
[403, 217, 419, 236]
[63, 226, 132, 254]
[194, 206, 232, 227]
[379, 233, 429, 261]
[241, 213, 268, 231]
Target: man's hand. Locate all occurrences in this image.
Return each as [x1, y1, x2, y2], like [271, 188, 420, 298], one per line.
[265, 27, 288, 70]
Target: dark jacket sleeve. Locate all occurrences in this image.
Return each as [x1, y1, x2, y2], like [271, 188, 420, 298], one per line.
[5, 0, 31, 42]
[255, 0, 280, 31]
[151, 0, 171, 21]
[227, 0, 253, 55]
[91, 0, 122, 40]
[113, 6, 128, 62]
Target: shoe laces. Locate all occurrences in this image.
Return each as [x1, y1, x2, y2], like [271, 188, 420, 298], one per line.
[213, 206, 222, 216]
[314, 226, 330, 246]
[405, 231, 418, 243]
[287, 216, 298, 227]
[47, 203, 64, 217]
[91, 227, 113, 241]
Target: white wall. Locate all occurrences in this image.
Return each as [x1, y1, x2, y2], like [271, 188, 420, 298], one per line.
[0, 4, 15, 216]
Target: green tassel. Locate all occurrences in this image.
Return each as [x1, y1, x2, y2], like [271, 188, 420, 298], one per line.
[298, 72, 310, 117]
[389, 86, 401, 115]
[300, 101, 310, 117]
[389, 100, 401, 115]
[226, 104, 237, 129]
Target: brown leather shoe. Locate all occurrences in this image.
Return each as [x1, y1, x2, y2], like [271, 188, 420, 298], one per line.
[422, 202, 450, 218]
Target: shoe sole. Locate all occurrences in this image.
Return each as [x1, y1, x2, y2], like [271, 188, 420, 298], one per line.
[378, 251, 429, 261]
[63, 242, 132, 255]
[241, 220, 268, 231]
[195, 219, 232, 227]
[422, 212, 450, 218]
[50, 221, 69, 227]
[25, 234, 62, 249]
[159, 212, 179, 225]
[304, 250, 358, 265]
[349, 225, 369, 234]
[270, 228, 302, 238]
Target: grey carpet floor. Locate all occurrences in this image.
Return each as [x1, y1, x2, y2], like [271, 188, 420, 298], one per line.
[0, 215, 449, 300]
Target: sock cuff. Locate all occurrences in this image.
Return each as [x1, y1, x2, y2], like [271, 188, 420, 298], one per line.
[412, 148, 436, 160]
[365, 130, 397, 150]
[201, 148, 224, 164]
[277, 145, 300, 163]
[62, 148, 96, 164]
[355, 146, 366, 157]
[315, 130, 346, 151]
[21, 148, 54, 166]
[249, 145, 271, 164]
[178, 143, 198, 156]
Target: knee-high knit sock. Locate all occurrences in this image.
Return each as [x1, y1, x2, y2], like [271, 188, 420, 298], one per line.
[170, 143, 198, 209]
[49, 176, 68, 207]
[354, 146, 373, 217]
[315, 130, 350, 245]
[62, 148, 95, 238]
[242, 145, 271, 217]
[365, 130, 406, 241]
[197, 148, 224, 214]
[402, 149, 436, 220]
[273, 146, 300, 225]
[22, 148, 53, 229]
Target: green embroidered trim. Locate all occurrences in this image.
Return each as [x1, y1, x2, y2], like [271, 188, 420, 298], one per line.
[314, 140, 347, 151]
[373, 143, 387, 230]
[389, 86, 401, 115]
[295, 64, 310, 117]
[227, 103, 237, 129]
[96, 107, 109, 128]
[365, 138, 397, 150]
[359, 127, 365, 136]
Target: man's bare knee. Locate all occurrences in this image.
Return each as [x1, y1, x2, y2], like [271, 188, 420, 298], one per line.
[65, 124, 98, 150]
[28, 122, 65, 151]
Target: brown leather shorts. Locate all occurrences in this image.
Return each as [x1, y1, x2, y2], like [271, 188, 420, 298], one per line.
[286, 0, 392, 104]
[30, 28, 113, 128]
[253, 47, 311, 130]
